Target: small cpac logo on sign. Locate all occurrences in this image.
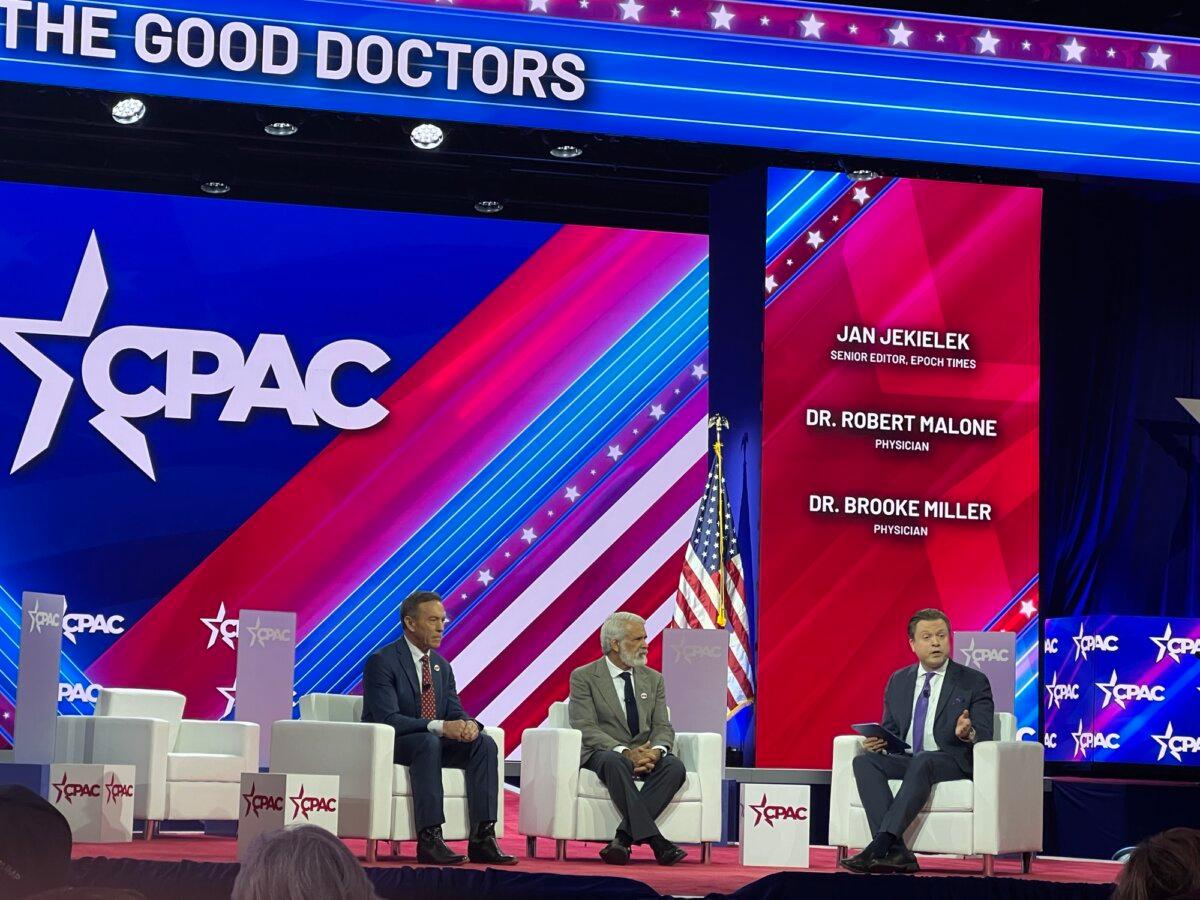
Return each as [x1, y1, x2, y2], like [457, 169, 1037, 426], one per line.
[52, 772, 100, 804]
[1152, 722, 1200, 763]
[1095, 670, 1166, 710]
[27, 600, 61, 634]
[1044, 672, 1079, 710]
[1072, 623, 1118, 661]
[104, 773, 134, 804]
[747, 793, 808, 828]
[242, 782, 284, 818]
[1071, 720, 1120, 758]
[289, 785, 337, 820]
[673, 644, 724, 664]
[244, 617, 293, 648]
[958, 638, 1010, 670]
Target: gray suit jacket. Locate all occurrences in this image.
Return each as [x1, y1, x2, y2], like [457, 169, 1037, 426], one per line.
[568, 658, 675, 765]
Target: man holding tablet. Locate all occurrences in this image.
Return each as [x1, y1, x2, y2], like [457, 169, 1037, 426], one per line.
[841, 608, 994, 874]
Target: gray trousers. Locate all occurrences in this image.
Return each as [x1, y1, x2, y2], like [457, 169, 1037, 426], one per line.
[583, 750, 687, 843]
[851, 750, 965, 842]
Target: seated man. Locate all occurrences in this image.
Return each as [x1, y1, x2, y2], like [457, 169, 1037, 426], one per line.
[362, 589, 516, 866]
[842, 608, 994, 874]
[568, 611, 688, 866]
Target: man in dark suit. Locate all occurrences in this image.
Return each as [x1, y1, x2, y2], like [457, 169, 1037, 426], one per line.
[567, 611, 688, 867]
[841, 608, 995, 874]
[362, 589, 516, 866]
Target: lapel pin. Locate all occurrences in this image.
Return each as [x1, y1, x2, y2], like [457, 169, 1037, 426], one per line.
[434, 664, 441, 672]
[640, 692, 648, 700]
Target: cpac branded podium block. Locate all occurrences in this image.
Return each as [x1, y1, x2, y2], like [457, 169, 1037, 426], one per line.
[238, 772, 339, 860]
[739, 783, 811, 868]
[47, 763, 135, 842]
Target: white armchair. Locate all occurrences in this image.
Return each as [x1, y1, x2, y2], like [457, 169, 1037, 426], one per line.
[829, 712, 1044, 874]
[271, 694, 505, 862]
[519, 701, 722, 862]
[55, 688, 259, 839]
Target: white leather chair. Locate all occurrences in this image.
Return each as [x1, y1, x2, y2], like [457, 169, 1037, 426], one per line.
[829, 712, 1044, 874]
[519, 701, 722, 862]
[270, 693, 505, 862]
[56, 688, 259, 839]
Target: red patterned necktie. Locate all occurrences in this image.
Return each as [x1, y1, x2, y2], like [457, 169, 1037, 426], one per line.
[420, 655, 437, 718]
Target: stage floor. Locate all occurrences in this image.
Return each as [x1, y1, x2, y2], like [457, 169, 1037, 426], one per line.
[70, 793, 1123, 897]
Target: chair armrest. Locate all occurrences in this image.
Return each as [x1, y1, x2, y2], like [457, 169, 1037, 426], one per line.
[517, 728, 581, 840]
[673, 732, 723, 842]
[56, 715, 170, 821]
[972, 740, 1044, 855]
[176, 720, 260, 772]
[270, 720, 394, 841]
[483, 727, 506, 838]
[829, 735, 866, 846]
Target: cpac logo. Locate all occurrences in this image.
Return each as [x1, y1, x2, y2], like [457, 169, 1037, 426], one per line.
[243, 617, 293, 649]
[105, 773, 134, 804]
[1044, 672, 1080, 710]
[62, 604, 126, 644]
[673, 644, 725, 664]
[289, 785, 337, 820]
[51, 772, 100, 804]
[241, 782, 284, 818]
[59, 682, 103, 703]
[1071, 720, 1120, 758]
[202, 603, 239, 650]
[959, 638, 1010, 670]
[1095, 670, 1166, 710]
[1150, 623, 1199, 665]
[1072, 623, 1118, 661]
[0, 232, 390, 480]
[1043, 732, 1058, 749]
[1152, 722, 1200, 763]
[747, 793, 807, 828]
[1043, 638, 1059, 654]
[26, 599, 61, 634]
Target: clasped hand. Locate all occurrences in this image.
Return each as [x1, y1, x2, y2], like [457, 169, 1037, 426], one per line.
[623, 743, 661, 775]
[443, 719, 480, 742]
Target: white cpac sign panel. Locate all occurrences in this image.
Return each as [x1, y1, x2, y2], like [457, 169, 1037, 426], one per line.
[739, 784, 811, 868]
[0, 232, 390, 479]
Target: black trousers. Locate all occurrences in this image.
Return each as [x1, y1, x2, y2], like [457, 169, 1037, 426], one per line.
[851, 750, 966, 842]
[583, 750, 687, 844]
[394, 731, 499, 832]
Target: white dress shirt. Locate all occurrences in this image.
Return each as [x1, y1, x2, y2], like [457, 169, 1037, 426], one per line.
[904, 659, 949, 752]
[405, 636, 443, 737]
[604, 656, 667, 755]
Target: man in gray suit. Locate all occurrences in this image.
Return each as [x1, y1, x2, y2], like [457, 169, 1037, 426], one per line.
[568, 611, 688, 866]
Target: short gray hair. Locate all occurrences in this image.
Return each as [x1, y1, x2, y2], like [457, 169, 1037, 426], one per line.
[233, 825, 379, 900]
[600, 611, 645, 652]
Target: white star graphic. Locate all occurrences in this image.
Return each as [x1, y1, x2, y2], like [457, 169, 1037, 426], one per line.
[1144, 44, 1171, 70]
[709, 5, 734, 30]
[1060, 37, 1086, 63]
[1072, 621, 1090, 660]
[201, 602, 237, 650]
[632, 427, 639, 435]
[799, 12, 824, 38]
[674, 388, 681, 395]
[759, 15, 770, 26]
[974, 29, 1000, 55]
[670, 6, 680, 16]
[649, 403, 665, 420]
[1019, 599, 1036, 618]
[847, 23, 858, 35]
[2, 711, 8, 720]
[1106, 47, 1116, 59]
[504, 551, 512, 558]
[1071, 719, 1088, 758]
[477, 569, 494, 587]
[217, 683, 236, 720]
[832, 215, 840, 223]
[1150, 623, 1179, 663]
[691, 363, 708, 380]
[547, 509, 554, 516]
[1151, 721, 1177, 762]
[607, 444, 624, 461]
[887, 21, 913, 47]
[618, 0, 643, 21]
[852, 186, 870, 204]
[590, 468, 597, 475]
[521, 527, 537, 544]
[765, 274, 778, 293]
[1044, 670, 1066, 709]
[579, 0, 589, 7]
[529, 0, 549, 11]
[1021, 40, 1032, 51]
[564, 485, 581, 502]
[806, 230, 825, 250]
[935, 31, 945, 43]
[1095, 670, 1122, 709]
[786, 258, 794, 266]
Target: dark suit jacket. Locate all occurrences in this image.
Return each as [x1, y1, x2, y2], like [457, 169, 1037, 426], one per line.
[880, 659, 994, 775]
[361, 638, 472, 736]
[568, 658, 675, 765]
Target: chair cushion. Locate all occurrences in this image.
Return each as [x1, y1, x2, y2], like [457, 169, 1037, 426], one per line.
[850, 778, 974, 812]
[392, 766, 468, 798]
[166, 753, 245, 783]
[577, 768, 702, 803]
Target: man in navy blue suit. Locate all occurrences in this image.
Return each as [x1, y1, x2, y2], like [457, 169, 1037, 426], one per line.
[362, 590, 516, 866]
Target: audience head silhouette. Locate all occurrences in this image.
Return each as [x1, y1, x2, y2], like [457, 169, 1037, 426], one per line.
[1115, 828, 1200, 900]
[232, 825, 379, 900]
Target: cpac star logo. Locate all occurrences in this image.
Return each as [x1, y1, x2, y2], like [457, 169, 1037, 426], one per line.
[959, 637, 1010, 670]
[51, 772, 100, 804]
[26, 599, 61, 634]
[242, 781, 284, 818]
[289, 784, 337, 820]
[1149, 623, 1199, 664]
[1, 232, 390, 480]
[104, 772, 134, 804]
[244, 617, 294, 649]
[1072, 622, 1118, 661]
[1151, 722, 1200, 763]
[747, 793, 808, 828]
[1044, 671, 1079, 710]
[1071, 719, 1120, 758]
[1094, 670, 1166, 710]
[201, 603, 239, 650]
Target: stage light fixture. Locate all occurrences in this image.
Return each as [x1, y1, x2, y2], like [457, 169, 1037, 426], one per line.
[550, 144, 584, 159]
[264, 122, 299, 137]
[474, 200, 504, 214]
[848, 169, 880, 182]
[111, 98, 147, 125]
[410, 123, 445, 150]
[200, 181, 231, 195]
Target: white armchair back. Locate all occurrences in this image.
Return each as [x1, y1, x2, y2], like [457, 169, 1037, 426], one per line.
[97, 688, 185, 749]
[300, 693, 364, 723]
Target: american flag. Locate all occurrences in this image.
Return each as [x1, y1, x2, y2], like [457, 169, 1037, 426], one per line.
[672, 435, 754, 713]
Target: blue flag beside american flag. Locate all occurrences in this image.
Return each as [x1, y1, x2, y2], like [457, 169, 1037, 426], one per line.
[672, 416, 755, 714]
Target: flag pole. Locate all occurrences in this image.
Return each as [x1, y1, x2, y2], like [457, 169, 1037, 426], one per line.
[708, 413, 729, 627]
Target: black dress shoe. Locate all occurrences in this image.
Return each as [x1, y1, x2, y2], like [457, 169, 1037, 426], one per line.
[868, 845, 919, 874]
[417, 826, 466, 865]
[648, 836, 687, 866]
[468, 822, 518, 865]
[839, 848, 877, 873]
[599, 838, 631, 865]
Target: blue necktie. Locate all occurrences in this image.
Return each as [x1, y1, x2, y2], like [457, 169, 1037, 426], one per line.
[912, 671, 936, 754]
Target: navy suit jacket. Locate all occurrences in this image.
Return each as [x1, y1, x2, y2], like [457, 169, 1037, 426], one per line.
[361, 638, 472, 736]
[880, 659, 994, 775]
